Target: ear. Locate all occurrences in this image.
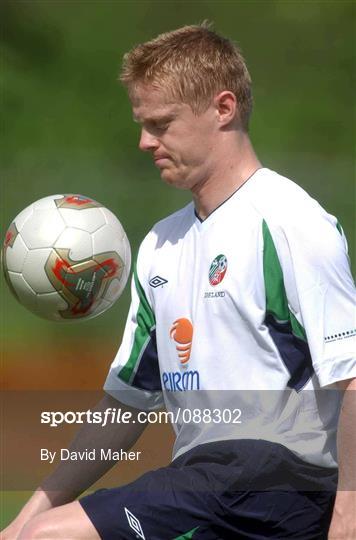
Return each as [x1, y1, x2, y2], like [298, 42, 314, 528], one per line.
[213, 91, 237, 127]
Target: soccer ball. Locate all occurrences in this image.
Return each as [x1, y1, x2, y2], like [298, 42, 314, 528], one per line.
[2, 194, 131, 321]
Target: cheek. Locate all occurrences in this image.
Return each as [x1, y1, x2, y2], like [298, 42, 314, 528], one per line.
[174, 133, 208, 163]
[166, 124, 215, 167]
[183, 141, 211, 167]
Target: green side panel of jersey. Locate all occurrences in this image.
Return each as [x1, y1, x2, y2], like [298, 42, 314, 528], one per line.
[262, 220, 289, 321]
[262, 220, 307, 342]
[290, 311, 307, 341]
[173, 526, 199, 539]
[118, 264, 156, 384]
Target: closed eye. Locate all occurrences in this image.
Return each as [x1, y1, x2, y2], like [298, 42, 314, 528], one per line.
[153, 122, 169, 131]
[133, 114, 175, 132]
[144, 120, 170, 135]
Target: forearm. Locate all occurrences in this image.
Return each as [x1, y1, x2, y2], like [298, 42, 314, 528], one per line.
[1, 394, 147, 538]
[23, 394, 147, 511]
[329, 378, 356, 538]
[335, 379, 356, 492]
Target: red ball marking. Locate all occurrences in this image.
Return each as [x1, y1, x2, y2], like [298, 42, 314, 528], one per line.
[52, 258, 73, 286]
[4, 231, 13, 247]
[64, 195, 93, 206]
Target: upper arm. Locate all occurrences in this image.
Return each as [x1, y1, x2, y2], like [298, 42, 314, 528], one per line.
[266, 207, 356, 388]
[104, 235, 164, 411]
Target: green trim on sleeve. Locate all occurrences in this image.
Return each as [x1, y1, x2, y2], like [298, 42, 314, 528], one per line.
[262, 220, 307, 342]
[118, 264, 156, 384]
[336, 220, 343, 236]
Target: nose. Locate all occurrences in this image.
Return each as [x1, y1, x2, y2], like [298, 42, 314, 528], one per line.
[139, 128, 159, 152]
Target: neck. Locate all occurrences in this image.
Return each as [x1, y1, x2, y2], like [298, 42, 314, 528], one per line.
[191, 132, 261, 221]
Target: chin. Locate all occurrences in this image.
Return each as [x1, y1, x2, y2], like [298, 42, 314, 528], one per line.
[160, 170, 189, 190]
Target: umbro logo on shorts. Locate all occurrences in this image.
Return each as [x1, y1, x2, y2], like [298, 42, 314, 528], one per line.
[125, 507, 146, 539]
[149, 275, 168, 288]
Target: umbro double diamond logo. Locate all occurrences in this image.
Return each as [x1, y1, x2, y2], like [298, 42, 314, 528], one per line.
[149, 275, 168, 288]
[125, 507, 145, 539]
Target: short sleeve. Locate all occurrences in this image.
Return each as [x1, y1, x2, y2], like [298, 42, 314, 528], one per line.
[266, 209, 356, 388]
[104, 241, 163, 410]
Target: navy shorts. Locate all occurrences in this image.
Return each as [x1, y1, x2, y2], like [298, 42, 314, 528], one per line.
[79, 439, 337, 540]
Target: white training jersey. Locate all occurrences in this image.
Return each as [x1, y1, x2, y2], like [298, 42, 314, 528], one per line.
[105, 168, 356, 468]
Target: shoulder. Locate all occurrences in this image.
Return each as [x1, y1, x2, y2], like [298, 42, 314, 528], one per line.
[139, 202, 194, 253]
[248, 168, 342, 242]
[151, 202, 194, 236]
[247, 169, 349, 274]
[247, 168, 326, 220]
[136, 202, 194, 275]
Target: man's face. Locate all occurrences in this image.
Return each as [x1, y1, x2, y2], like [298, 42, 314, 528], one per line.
[130, 84, 218, 190]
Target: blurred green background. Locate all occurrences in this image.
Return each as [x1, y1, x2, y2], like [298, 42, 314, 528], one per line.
[0, 0, 354, 527]
[1, 0, 355, 348]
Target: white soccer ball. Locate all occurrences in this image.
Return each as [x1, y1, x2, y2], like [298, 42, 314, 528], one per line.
[2, 194, 131, 321]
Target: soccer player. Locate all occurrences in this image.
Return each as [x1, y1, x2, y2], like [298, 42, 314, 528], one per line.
[3, 24, 355, 540]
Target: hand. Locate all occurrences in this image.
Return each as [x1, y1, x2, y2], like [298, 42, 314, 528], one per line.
[0, 519, 22, 540]
[1, 519, 25, 540]
[0, 489, 54, 540]
[328, 518, 356, 539]
[328, 494, 356, 539]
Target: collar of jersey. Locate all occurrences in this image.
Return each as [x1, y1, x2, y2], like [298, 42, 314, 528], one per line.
[193, 167, 264, 227]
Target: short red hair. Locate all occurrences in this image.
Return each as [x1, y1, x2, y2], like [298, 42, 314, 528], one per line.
[120, 23, 253, 131]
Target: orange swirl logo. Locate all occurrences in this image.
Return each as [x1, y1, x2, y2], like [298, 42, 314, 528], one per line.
[170, 318, 193, 366]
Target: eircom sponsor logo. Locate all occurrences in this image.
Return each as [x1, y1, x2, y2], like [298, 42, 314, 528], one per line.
[162, 370, 200, 391]
[165, 317, 199, 391]
[170, 318, 193, 366]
